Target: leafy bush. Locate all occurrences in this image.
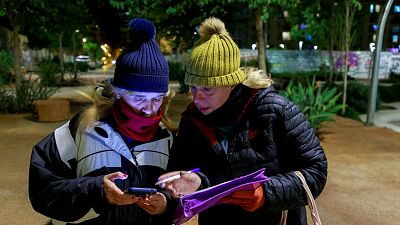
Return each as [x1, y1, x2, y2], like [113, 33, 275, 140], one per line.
[272, 71, 345, 89]
[388, 71, 400, 82]
[341, 106, 361, 121]
[340, 81, 381, 114]
[240, 58, 258, 67]
[168, 61, 188, 93]
[280, 78, 344, 132]
[15, 78, 58, 112]
[63, 61, 90, 73]
[379, 83, 400, 103]
[0, 50, 13, 85]
[0, 78, 57, 113]
[77, 61, 90, 72]
[36, 59, 60, 86]
[240, 57, 271, 73]
[0, 86, 18, 113]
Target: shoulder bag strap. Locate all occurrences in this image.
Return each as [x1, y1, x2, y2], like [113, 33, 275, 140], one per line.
[279, 171, 322, 225]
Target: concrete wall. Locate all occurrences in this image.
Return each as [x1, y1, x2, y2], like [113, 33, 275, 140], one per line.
[241, 49, 400, 79]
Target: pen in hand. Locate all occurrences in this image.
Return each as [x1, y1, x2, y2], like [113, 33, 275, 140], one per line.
[155, 168, 200, 186]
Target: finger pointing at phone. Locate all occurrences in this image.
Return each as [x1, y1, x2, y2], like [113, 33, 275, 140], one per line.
[158, 169, 202, 198]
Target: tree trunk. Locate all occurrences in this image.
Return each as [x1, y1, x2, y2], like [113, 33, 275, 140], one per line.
[255, 9, 267, 73]
[341, 1, 350, 115]
[58, 32, 65, 82]
[6, 0, 27, 111]
[12, 21, 22, 89]
[328, 1, 336, 84]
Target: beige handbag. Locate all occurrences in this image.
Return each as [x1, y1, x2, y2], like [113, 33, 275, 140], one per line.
[279, 171, 322, 225]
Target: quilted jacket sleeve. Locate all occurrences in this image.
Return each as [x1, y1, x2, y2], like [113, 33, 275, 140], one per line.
[29, 133, 104, 222]
[258, 92, 328, 211]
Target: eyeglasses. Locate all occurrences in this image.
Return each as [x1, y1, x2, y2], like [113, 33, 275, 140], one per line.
[122, 91, 165, 103]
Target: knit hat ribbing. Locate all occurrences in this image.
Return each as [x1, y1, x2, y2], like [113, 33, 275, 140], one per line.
[185, 17, 245, 87]
[112, 18, 169, 93]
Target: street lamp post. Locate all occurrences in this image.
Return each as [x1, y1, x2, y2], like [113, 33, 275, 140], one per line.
[366, 0, 393, 125]
[72, 29, 79, 81]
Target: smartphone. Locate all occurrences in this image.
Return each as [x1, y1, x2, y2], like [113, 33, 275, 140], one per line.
[125, 187, 157, 197]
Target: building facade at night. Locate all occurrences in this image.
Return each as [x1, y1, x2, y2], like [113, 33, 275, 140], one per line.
[258, 1, 400, 51]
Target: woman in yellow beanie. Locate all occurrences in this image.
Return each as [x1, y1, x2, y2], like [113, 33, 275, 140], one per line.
[159, 17, 327, 225]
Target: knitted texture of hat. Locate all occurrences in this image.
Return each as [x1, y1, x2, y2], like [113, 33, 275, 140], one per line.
[112, 18, 169, 93]
[185, 17, 245, 87]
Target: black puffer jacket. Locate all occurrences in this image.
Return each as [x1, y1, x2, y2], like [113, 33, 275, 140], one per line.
[167, 85, 327, 225]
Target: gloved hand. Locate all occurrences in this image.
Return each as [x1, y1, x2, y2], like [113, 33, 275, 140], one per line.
[219, 185, 265, 212]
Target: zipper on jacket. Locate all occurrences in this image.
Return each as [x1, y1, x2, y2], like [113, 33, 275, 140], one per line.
[129, 146, 143, 187]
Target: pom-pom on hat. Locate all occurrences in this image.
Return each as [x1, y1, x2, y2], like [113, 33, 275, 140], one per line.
[185, 17, 245, 87]
[112, 18, 169, 93]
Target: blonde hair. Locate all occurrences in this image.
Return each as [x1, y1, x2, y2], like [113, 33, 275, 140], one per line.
[241, 67, 273, 89]
[77, 81, 177, 134]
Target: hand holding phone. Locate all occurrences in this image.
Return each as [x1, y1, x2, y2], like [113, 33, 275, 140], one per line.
[125, 187, 157, 197]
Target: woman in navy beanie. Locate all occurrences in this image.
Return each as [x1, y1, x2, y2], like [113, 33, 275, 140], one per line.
[29, 18, 176, 225]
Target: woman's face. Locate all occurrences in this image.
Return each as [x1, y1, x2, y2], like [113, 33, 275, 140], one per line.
[190, 86, 233, 115]
[120, 91, 165, 117]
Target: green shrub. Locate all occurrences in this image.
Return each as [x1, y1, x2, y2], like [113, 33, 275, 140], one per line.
[15, 78, 58, 112]
[240, 58, 258, 67]
[36, 59, 60, 86]
[272, 71, 343, 87]
[379, 83, 400, 103]
[64, 61, 90, 73]
[240, 57, 271, 73]
[341, 106, 361, 121]
[0, 86, 18, 113]
[77, 62, 90, 72]
[388, 72, 400, 82]
[0, 78, 57, 113]
[168, 61, 188, 93]
[0, 50, 13, 85]
[280, 78, 344, 132]
[340, 81, 381, 114]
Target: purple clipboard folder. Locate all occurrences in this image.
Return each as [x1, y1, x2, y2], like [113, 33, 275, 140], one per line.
[174, 168, 270, 225]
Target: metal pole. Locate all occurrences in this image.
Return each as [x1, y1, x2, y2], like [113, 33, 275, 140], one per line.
[366, 0, 393, 125]
[73, 30, 79, 81]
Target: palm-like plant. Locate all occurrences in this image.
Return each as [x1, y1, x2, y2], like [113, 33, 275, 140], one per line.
[281, 77, 344, 133]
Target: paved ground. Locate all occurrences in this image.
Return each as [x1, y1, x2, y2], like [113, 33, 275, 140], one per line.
[1, 71, 400, 225]
[359, 102, 400, 133]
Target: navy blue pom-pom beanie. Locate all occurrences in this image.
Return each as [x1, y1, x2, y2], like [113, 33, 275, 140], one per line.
[112, 18, 169, 93]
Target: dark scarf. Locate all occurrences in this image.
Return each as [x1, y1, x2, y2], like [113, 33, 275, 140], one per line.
[185, 84, 259, 139]
[111, 99, 162, 142]
[200, 85, 257, 125]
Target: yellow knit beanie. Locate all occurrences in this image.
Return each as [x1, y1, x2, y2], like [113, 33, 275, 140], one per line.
[185, 17, 246, 87]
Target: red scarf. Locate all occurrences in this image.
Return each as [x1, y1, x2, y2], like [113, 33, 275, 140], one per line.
[111, 99, 162, 142]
